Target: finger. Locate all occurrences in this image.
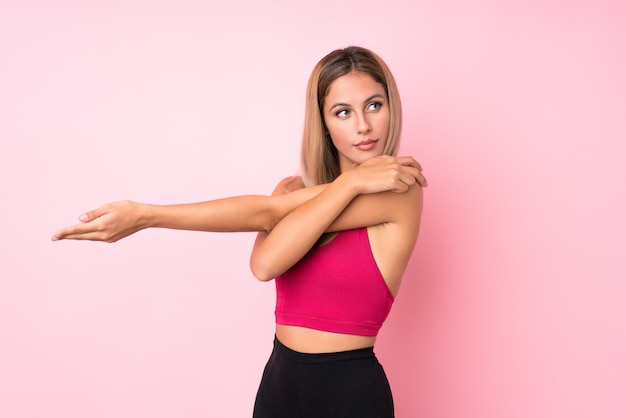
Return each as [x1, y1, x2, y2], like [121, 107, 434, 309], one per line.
[404, 158, 422, 172]
[417, 172, 428, 187]
[51, 221, 103, 241]
[391, 180, 410, 193]
[51, 224, 79, 241]
[398, 165, 421, 178]
[54, 231, 109, 242]
[395, 156, 422, 171]
[79, 205, 109, 223]
[399, 172, 417, 188]
[411, 169, 428, 187]
[399, 165, 428, 187]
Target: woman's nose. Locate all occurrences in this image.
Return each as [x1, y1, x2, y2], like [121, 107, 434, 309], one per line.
[356, 113, 372, 134]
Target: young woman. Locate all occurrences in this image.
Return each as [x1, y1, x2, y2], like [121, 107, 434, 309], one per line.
[53, 46, 426, 417]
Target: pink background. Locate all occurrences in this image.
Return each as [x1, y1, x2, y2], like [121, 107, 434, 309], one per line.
[1, 1, 625, 417]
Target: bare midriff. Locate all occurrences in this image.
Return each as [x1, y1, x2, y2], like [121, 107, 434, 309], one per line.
[275, 324, 377, 354]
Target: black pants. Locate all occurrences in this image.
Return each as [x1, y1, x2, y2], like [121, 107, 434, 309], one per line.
[253, 337, 394, 418]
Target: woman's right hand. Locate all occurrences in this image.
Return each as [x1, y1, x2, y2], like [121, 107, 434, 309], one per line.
[51, 200, 147, 243]
[345, 155, 427, 195]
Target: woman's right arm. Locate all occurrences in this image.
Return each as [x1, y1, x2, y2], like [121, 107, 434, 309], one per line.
[51, 185, 326, 243]
[51, 158, 427, 243]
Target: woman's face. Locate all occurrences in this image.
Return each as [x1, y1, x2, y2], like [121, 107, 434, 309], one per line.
[322, 71, 390, 172]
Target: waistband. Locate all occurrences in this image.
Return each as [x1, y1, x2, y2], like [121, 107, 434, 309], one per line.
[273, 336, 375, 364]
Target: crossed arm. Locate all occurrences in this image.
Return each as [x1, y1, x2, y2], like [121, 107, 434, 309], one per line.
[249, 156, 424, 280]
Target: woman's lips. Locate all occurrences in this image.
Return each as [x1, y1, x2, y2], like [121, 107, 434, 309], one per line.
[354, 139, 378, 151]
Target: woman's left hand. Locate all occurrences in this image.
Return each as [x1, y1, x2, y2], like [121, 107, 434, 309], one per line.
[347, 155, 427, 194]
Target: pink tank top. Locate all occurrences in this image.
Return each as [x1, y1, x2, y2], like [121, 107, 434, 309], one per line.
[274, 227, 394, 337]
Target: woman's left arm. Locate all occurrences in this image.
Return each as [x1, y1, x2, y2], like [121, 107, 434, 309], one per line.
[250, 156, 423, 281]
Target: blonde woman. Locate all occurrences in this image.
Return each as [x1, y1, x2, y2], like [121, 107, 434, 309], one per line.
[53, 46, 426, 417]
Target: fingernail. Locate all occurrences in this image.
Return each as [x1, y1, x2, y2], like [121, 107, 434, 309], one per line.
[79, 214, 88, 222]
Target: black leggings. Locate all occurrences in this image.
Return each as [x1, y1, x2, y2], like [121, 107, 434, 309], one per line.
[253, 337, 394, 418]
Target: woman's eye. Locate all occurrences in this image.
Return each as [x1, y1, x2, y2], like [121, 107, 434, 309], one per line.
[367, 102, 382, 111]
[336, 109, 350, 117]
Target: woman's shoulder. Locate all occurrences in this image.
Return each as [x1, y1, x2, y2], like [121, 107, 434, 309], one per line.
[273, 176, 305, 195]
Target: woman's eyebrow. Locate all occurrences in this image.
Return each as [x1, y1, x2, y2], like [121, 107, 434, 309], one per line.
[329, 102, 350, 111]
[328, 94, 386, 111]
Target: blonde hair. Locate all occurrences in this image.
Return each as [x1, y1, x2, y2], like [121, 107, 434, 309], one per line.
[300, 46, 402, 186]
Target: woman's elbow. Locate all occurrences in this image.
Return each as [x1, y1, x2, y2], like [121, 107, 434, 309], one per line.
[249, 257, 276, 282]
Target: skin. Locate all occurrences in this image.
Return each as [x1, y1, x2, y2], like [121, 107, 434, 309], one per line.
[325, 72, 390, 171]
[250, 72, 423, 353]
[50, 159, 425, 242]
[51, 71, 426, 354]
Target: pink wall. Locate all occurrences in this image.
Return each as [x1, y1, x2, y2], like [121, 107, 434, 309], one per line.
[1, 1, 624, 417]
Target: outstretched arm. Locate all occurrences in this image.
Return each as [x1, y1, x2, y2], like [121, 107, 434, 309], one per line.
[52, 158, 427, 243]
[250, 156, 424, 281]
[51, 187, 325, 242]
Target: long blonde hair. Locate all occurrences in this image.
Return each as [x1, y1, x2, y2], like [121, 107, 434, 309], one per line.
[300, 46, 402, 186]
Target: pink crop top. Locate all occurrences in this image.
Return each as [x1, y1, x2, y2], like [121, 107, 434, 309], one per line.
[274, 227, 394, 337]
